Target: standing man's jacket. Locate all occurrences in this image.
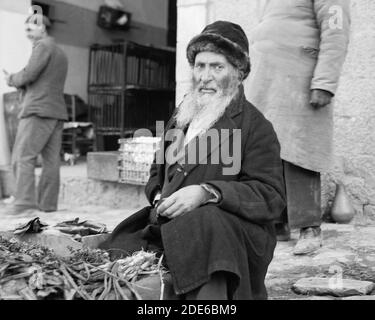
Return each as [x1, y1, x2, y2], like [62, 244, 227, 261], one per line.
[9, 36, 68, 120]
[246, 0, 351, 172]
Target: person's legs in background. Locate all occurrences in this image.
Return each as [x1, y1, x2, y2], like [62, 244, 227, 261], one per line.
[11, 117, 39, 213]
[275, 161, 322, 255]
[10, 116, 58, 214]
[38, 121, 63, 212]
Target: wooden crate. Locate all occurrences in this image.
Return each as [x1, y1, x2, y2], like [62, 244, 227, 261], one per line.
[118, 137, 160, 185]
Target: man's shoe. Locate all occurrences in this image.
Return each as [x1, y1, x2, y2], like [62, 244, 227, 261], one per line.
[275, 223, 291, 241]
[39, 208, 57, 213]
[293, 226, 322, 255]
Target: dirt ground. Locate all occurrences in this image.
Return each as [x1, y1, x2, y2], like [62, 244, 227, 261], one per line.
[1, 200, 375, 300]
[266, 224, 375, 300]
[0, 202, 135, 233]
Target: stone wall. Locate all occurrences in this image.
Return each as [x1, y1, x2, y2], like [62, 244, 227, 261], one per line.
[176, 0, 375, 221]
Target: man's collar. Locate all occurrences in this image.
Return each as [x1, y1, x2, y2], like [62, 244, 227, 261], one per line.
[224, 84, 245, 119]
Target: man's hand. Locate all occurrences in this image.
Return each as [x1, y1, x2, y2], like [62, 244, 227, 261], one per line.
[156, 185, 211, 219]
[310, 89, 333, 109]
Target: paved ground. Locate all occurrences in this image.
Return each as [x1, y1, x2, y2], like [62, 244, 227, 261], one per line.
[266, 223, 375, 299]
[1, 189, 375, 299]
[2, 160, 374, 299]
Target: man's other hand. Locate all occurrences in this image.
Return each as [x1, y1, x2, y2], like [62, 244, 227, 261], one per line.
[310, 89, 333, 109]
[156, 185, 211, 219]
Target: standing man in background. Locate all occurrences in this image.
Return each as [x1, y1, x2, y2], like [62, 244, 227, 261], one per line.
[246, 0, 351, 255]
[3, 14, 68, 214]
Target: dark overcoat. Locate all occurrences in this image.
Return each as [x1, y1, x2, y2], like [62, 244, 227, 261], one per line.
[99, 86, 286, 299]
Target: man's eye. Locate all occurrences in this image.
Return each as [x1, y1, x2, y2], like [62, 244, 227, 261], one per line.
[215, 65, 224, 71]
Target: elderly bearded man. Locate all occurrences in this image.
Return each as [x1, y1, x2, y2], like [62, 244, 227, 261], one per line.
[99, 21, 286, 300]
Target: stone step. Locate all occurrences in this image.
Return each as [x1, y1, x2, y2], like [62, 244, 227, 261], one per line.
[292, 277, 375, 297]
[87, 151, 119, 182]
[58, 173, 148, 209]
[1, 154, 150, 210]
[62, 154, 149, 209]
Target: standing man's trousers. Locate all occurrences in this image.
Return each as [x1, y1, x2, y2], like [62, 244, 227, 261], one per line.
[280, 161, 321, 229]
[11, 116, 63, 211]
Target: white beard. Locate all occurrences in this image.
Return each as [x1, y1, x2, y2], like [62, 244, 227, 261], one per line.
[175, 79, 240, 137]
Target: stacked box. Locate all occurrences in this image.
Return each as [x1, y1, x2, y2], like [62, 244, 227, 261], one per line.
[118, 137, 161, 185]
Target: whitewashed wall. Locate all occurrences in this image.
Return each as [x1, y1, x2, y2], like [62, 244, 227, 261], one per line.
[0, 0, 31, 167]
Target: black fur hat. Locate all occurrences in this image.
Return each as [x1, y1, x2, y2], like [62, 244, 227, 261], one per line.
[186, 20, 250, 79]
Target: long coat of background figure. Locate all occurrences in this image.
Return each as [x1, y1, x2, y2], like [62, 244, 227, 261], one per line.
[245, 0, 351, 173]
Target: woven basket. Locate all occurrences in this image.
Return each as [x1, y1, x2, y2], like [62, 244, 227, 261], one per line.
[118, 137, 161, 185]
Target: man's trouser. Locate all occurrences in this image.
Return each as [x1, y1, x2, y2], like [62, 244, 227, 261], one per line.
[279, 161, 321, 229]
[11, 116, 63, 211]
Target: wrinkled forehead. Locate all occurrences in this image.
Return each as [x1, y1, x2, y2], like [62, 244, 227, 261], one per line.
[194, 51, 229, 65]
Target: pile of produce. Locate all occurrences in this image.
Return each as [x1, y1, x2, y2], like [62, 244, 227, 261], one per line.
[0, 236, 167, 300]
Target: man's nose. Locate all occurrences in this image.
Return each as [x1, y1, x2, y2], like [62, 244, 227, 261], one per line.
[200, 68, 213, 83]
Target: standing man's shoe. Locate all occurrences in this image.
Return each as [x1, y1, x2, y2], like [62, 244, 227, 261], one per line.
[293, 226, 322, 255]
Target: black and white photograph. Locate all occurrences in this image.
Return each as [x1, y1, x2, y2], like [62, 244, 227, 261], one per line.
[0, 0, 374, 307]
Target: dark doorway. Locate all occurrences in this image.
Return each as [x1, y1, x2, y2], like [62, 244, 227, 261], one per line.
[167, 0, 177, 47]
